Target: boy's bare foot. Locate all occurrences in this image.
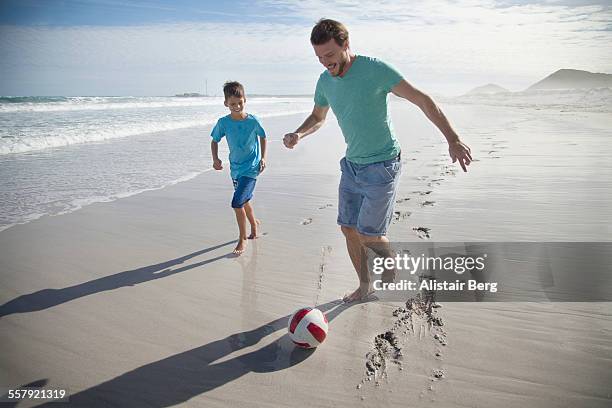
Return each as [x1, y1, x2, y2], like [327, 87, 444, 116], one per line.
[233, 238, 248, 255]
[248, 219, 261, 239]
[343, 283, 374, 303]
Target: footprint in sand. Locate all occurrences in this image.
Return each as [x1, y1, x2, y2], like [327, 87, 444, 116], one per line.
[358, 294, 447, 391]
[421, 200, 435, 207]
[440, 169, 457, 176]
[313, 246, 333, 306]
[432, 369, 446, 379]
[428, 178, 444, 187]
[392, 211, 411, 222]
[301, 217, 313, 225]
[318, 203, 333, 209]
[395, 197, 411, 203]
[413, 226, 431, 239]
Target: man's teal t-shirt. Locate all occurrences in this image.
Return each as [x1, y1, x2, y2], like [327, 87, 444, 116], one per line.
[314, 55, 403, 164]
[210, 114, 266, 180]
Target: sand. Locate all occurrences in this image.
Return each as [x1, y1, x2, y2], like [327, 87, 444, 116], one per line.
[1, 101, 611, 407]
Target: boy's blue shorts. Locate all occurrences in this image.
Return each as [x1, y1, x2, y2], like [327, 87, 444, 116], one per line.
[337, 154, 402, 236]
[231, 176, 257, 208]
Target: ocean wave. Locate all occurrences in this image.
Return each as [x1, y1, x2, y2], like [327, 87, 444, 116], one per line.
[0, 170, 210, 233]
[0, 96, 223, 113]
[0, 96, 70, 103]
[0, 118, 214, 154]
[0, 108, 310, 155]
[0, 96, 308, 113]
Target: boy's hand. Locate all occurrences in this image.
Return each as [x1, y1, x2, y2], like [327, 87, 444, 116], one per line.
[283, 133, 300, 149]
[213, 158, 223, 170]
[259, 158, 267, 173]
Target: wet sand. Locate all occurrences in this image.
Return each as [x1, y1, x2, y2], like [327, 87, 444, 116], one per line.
[1, 102, 611, 407]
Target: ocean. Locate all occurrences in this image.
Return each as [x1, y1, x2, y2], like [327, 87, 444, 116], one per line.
[0, 96, 312, 231]
[1, 89, 611, 234]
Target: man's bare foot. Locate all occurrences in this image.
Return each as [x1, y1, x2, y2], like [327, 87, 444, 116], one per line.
[233, 238, 248, 255]
[343, 283, 374, 303]
[248, 219, 261, 239]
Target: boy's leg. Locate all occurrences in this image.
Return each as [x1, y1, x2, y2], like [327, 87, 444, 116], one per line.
[231, 176, 257, 255]
[243, 201, 260, 239]
[233, 207, 248, 254]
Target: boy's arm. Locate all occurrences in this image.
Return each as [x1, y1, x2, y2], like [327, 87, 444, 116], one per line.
[259, 136, 267, 172]
[391, 79, 473, 172]
[211, 140, 223, 170]
[283, 104, 329, 149]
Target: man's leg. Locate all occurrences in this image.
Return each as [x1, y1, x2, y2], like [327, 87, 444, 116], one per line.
[360, 233, 396, 284]
[243, 201, 260, 239]
[342, 228, 396, 302]
[342, 155, 402, 301]
[341, 226, 371, 302]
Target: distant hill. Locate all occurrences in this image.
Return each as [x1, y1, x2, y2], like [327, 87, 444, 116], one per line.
[528, 69, 612, 91]
[465, 84, 509, 96]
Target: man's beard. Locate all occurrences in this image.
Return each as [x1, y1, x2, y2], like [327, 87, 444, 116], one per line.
[332, 55, 348, 77]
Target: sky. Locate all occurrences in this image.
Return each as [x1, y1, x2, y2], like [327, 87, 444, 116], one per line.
[0, 0, 611, 96]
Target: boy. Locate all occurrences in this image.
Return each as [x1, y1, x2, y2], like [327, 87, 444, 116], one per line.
[210, 81, 267, 255]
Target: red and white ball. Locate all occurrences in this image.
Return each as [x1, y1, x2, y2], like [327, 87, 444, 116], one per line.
[287, 307, 328, 348]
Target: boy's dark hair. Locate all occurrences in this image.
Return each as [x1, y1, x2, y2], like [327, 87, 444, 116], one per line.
[310, 18, 349, 46]
[223, 81, 245, 100]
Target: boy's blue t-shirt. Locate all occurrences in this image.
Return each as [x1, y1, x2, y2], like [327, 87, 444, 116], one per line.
[210, 114, 266, 180]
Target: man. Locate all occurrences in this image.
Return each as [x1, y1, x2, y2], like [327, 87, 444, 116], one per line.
[283, 19, 472, 302]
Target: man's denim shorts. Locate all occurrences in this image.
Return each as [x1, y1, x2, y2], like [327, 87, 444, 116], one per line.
[337, 154, 402, 236]
[231, 176, 257, 208]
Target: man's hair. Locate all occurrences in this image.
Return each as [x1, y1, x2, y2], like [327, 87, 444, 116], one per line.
[223, 81, 245, 100]
[310, 18, 349, 46]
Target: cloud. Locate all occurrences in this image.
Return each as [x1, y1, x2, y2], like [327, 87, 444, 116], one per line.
[0, 22, 321, 95]
[260, 0, 612, 90]
[0, 0, 610, 95]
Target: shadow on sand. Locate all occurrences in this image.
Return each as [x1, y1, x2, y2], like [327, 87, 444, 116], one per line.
[32, 299, 363, 407]
[0, 241, 236, 318]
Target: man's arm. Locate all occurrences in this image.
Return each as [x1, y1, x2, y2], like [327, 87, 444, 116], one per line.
[391, 80, 472, 171]
[283, 104, 330, 149]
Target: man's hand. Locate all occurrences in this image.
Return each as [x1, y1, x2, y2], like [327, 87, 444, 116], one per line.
[259, 158, 267, 173]
[283, 133, 300, 149]
[448, 140, 472, 172]
[213, 158, 223, 170]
